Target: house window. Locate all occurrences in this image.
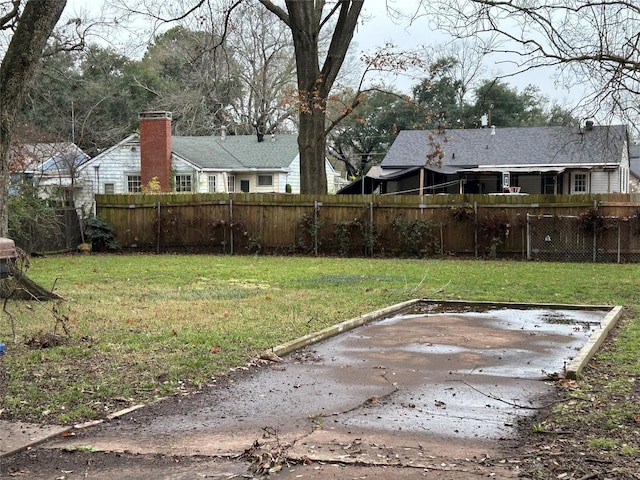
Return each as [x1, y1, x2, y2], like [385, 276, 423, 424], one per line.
[227, 175, 235, 193]
[207, 175, 216, 193]
[104, 183, 115, 194]
[573, 173, 587, 193]
[175, 175, 192, 192]
[127, 175, 141, 193]
[258, 174, 273, 187]
[542, 175, 559, 195]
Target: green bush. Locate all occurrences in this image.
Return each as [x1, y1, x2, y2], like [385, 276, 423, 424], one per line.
[83, 217, 120, 252]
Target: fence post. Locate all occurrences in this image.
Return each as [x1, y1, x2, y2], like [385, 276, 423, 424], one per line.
[314, 200, 321, 256]
[617, 219, 621, 264]
[474, 202, 478, 258]
[526, 213, 531, 260]
[229, 199, 234, 255]
[156, 201, 161, 254]
[369, 201, 374, 258]
[592, 200, 597, 262]
[592, 223, 597, 262]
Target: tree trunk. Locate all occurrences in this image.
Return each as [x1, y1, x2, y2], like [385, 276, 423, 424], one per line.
[0, 0, 67, 237]
[286, 1, 325, 195]
[297, 107, 328, 194]
[261, 0, 363, 195]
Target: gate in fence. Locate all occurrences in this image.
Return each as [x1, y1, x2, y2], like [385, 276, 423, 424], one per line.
[526, 213, 640, 263]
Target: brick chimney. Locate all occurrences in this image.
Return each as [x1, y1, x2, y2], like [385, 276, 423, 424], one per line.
[139, 111, 172, 192]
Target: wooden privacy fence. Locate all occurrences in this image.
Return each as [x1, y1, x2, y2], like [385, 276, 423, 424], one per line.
[95, 193, 640, 261]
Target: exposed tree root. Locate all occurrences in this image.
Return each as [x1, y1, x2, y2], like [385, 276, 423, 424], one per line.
[0, 269, 62, 301]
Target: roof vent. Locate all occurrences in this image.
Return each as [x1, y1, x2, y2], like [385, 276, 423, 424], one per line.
[585, 120, 594, 131]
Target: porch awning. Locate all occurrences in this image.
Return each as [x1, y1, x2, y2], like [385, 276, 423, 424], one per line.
[375, 165, 459, 180]
[459, 166, 568, 174]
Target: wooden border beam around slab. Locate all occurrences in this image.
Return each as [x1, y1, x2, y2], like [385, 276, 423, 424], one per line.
[565, 305, 624, 379]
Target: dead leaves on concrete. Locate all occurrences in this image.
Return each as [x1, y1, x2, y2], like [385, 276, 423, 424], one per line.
[240, 437, 292, 476]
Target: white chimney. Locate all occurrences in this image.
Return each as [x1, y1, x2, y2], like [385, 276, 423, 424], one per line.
[221, 125, 226, 142]
[491, 125, 496, 135]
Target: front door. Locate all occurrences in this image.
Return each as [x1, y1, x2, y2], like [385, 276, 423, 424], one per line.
[240, 180, 250, 193]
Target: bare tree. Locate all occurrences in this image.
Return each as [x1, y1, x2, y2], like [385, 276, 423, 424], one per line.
[0, 1, 70, 237]
[258, 0, 364, 195]
[421, 0, 640, 124]
[138, 25, 245, 135]
[418, 39, 487, 114]
[225, 1, 297, 135]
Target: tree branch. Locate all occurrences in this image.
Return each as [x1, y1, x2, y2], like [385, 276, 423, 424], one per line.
[0, 0, 21, 30]
[257, 0, 290, 27]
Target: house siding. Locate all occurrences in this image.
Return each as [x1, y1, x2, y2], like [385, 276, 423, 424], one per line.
[620, 143, 631, 193]
[198, 172, 220, 193]
[75, 138, 141, 211]
[591, 170, 612, 193]
[287, 157, 301, 194]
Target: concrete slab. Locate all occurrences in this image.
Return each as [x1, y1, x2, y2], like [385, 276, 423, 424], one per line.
[0, 420, 69, 457]
[41, 303, 613, 463]
[0, 300, 621, 480]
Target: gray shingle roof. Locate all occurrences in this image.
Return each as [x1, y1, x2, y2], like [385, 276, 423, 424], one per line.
[381, 125, 629, 169]
[172, 134, 299, 170]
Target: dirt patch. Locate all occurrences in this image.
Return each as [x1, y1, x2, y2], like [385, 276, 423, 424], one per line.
[510, 375, 640, 478]
[25, 332, 69, 349]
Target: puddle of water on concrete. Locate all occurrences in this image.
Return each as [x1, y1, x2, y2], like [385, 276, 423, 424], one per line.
[336, 304, 610, 440]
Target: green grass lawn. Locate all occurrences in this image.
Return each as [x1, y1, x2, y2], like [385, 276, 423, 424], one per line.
[1, 254, 639, 425]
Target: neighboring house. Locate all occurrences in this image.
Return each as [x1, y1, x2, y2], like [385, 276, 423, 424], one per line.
[340, 123, 632, 195]
[75, 112, 341, 212]
[10, 142, 89, 204]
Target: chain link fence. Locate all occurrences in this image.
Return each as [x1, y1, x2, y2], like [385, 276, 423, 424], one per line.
[527, 213, 640, 263]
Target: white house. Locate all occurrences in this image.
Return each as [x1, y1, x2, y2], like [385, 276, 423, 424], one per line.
[74, 112, 341, 213]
